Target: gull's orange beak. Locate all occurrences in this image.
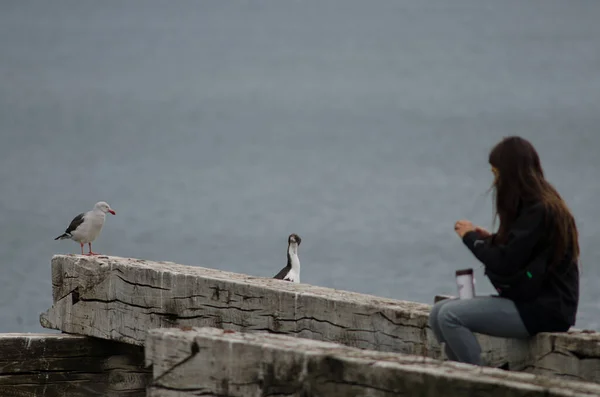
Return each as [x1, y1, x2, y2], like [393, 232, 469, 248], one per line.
[109, 209, 116, 215]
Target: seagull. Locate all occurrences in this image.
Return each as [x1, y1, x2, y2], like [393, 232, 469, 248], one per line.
[273, 233, 302, 283]
[54, 201, 116, 256]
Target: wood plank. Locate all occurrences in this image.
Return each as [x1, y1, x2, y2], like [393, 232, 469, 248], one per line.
[41, 254, 600, 383]
[145, 327, 600, 397]
[0, 333, 150, 397]
[41, 255, 440, 355]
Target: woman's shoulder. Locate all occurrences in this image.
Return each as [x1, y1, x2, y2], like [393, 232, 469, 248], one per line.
[511, 200, 551, 233]
[518, 200, 547, 218]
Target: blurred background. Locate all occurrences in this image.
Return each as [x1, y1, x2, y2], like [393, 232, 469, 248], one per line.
[1, 0, 599, 332]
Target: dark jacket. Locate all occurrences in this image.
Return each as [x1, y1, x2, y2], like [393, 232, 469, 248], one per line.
[462, 202, 579, 335]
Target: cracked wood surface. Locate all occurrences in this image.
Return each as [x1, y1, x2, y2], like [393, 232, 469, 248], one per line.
[0, 333, 150, 397]
[145, 327, 600, 397]
[41, 254, 600, 383]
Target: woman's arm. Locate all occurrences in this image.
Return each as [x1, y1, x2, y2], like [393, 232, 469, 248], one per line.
[462, 203, 547, 275]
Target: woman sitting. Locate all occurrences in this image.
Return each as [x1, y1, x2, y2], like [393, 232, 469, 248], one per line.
[428, 136, 580, 366]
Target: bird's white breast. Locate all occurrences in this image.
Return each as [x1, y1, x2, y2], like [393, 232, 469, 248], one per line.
[71, 211, 106, 243]
[284, 268, 300, 283]
[285, 251, 300, 283]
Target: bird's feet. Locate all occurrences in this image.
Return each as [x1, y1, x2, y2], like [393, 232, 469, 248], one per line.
[86, 243, 99, 256]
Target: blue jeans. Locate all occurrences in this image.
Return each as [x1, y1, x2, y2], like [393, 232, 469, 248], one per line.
[428, 296, 531, 365]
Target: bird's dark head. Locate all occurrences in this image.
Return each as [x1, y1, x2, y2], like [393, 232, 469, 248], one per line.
[288, 233, 301, 246]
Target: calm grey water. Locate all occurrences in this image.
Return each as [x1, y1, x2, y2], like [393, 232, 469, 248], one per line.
[1, 0, 599, 333]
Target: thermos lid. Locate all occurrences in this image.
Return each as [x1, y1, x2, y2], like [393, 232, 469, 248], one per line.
[455, 268, 474, 276]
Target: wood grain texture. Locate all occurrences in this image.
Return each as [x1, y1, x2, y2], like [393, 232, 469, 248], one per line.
[41, 254, 600, 383]
[0, 333, 150, 397]
[145, 327, 600, 397]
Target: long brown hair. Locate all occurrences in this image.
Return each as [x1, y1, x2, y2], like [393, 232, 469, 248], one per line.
[488, 136, 579, 267]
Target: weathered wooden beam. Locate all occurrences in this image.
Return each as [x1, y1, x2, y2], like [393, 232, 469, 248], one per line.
[40, 255, 440, 355]
[40, 254, 600, 383]
[145, 327, 600, 397]
[0, 333, 150, 397]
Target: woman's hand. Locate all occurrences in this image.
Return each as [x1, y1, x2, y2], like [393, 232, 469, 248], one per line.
[454, 220, 475, 238]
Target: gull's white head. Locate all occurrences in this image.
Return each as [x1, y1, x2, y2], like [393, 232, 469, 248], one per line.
[94, 201, 116, 215]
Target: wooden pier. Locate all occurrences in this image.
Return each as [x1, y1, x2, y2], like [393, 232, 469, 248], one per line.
[3, 254, 600, 396]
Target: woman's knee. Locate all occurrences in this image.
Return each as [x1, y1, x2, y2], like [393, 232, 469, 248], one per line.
[428, 308, 438, 330]
[429, 298, 455, 330]
[437, 300, 465, 329]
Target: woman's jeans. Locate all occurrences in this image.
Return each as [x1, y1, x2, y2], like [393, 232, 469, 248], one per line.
[428, 296, 530, 365]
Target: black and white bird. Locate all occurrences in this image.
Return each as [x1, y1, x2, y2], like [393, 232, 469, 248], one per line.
[54, 201, 116, 256]
[273, 233, 302, 283]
